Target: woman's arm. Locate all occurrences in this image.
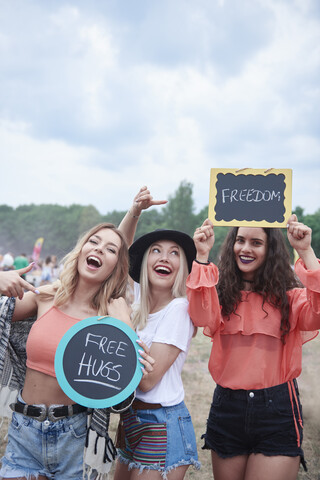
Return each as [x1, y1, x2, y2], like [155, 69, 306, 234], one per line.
[138, 342, 181, 392]
[118, 186, 167, 247]
[186, 218, 222, 331]
[193, 218, 215, 262]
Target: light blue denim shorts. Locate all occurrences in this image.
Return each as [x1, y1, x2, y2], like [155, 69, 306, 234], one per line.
[117, 400, 200, 478]
[0, 399, 88, 480]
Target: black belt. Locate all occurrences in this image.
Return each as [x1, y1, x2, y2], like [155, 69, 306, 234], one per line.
[10, 399, 87, 422]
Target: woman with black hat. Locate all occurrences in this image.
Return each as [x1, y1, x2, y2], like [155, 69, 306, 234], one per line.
[114, 188, 200, 479]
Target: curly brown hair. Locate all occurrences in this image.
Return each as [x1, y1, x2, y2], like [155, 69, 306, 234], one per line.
[217, 227, 302, 342]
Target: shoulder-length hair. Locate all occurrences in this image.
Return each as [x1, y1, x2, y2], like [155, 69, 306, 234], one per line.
[132, 244, 188, 330]
[51, 223, 129, 315]
[217, 227, 301, 342]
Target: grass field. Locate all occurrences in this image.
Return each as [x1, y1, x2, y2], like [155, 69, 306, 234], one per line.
[180, 331, 320, 480]
[1, 332, 319, 479]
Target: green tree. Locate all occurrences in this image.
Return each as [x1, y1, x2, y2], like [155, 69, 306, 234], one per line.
[163, 180, 197, 235]
[78, 205, 102, 235]
[304, 208, 320, 258]
[0, 192, 319, 266]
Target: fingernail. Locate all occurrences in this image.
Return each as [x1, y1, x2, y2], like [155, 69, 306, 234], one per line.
[138, 349, 144, 354]
[35, 289, 40, 294]
[136, 339, 142, 344]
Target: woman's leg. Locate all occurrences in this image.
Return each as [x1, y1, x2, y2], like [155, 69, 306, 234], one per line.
[245, 453, 300, 480]
[166, 465, 189, 479]
[113, 459, 132, 480]
[129, 465, 189, 479]
[211, 451, 249, 480]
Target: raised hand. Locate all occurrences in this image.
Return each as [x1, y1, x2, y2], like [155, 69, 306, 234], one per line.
[287, 214, 312, 251]
[287, 214, 319, 270]
[119, 186, 167, 246]
[193, 219, 215, 263]
[0, 263, 39, 299]
[129, 185, 167, 218]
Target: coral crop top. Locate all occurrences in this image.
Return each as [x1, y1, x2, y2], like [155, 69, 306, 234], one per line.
[26, 306, 80, 377]
[187, 259, 320, 390]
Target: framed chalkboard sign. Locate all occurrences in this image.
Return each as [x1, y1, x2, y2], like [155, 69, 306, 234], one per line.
[55, 316, 142, 408]
[208, 168, 292, 227]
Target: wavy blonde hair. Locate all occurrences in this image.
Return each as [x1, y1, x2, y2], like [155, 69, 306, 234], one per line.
[47, 223, 129, 315]
[132, 244, 188, 330]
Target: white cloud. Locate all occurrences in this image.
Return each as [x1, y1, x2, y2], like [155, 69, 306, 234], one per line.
[0, 0, 319, 216]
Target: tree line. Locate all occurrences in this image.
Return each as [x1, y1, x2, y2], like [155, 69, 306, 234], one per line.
[1, 181, 319, 264]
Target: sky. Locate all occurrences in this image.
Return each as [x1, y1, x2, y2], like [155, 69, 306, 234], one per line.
[0, 0, 319, 217]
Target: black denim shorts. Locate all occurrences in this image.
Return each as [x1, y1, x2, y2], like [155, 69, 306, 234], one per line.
[202, 379, 307, 471]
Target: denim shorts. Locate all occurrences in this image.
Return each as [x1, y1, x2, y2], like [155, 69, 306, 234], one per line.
[117, 400, 200, 478]
[202, 380, 307, 470]
[0, 406, 88, 479]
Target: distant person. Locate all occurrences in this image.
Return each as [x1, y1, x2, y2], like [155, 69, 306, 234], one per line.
[1, 252, 14, 271]
[187, 215, 320, 480]
[40, 255, 53, 284]
[50, 254, 61, 281]
[13, 253, 29, 279]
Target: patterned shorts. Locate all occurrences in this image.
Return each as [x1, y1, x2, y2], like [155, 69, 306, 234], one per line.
[117, 400, 200, 477]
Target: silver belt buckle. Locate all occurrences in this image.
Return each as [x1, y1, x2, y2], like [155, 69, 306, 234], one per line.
[28, 404, 47, 422]
[48, 404, 68, 422]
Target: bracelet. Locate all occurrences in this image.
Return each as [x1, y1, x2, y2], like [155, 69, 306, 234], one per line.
[129, 209, 141, 219]
[195, 259, 210, 265]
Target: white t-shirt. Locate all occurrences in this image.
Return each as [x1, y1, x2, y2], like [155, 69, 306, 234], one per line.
[135, 295, 195, 407]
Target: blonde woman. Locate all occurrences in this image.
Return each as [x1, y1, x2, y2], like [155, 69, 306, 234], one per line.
[0, 222, 153, 480]
[113, 226, 200, 480]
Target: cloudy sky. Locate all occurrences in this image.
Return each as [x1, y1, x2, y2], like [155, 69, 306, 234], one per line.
[0, 0, 319, 217]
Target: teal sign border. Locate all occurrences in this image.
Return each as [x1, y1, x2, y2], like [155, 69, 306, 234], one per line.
[55, 316, 142, 408]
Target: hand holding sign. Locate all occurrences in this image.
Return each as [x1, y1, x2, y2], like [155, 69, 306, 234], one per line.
[137, 339, 155, 376]
[55, 316, 143, 408]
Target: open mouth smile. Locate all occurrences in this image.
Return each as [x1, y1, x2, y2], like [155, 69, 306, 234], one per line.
[86, 255, 102, 269]
[239, 255, 255, 265]
[154, 265, 172, 276]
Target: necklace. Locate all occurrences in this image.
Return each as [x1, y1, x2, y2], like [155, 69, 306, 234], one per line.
[242, 279, 254, 284]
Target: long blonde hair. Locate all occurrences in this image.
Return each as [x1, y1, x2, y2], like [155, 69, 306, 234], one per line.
[50, 223, 128, 315]
[132, 244, 188, 330]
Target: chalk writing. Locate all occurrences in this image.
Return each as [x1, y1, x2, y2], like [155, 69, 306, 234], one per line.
[60, 322, 136, 401]
[85, 333, 128, 356]
[221, 189, 281, 203]
[212, 172, 288, 224]
[55, 316, 142, 408]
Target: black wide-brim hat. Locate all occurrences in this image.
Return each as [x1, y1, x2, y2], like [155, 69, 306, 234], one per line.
[129, 229, 196, 283]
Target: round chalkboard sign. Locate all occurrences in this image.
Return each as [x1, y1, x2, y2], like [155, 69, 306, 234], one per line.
[55, 316, 142, 408]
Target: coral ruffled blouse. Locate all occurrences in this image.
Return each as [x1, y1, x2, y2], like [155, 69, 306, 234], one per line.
[186, 259, 320, 390]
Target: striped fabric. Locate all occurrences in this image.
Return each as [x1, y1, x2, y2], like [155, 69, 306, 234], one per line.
[120, 409, 167, 467]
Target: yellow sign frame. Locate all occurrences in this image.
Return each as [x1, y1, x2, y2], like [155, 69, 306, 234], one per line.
[208, 168, 292, 227]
